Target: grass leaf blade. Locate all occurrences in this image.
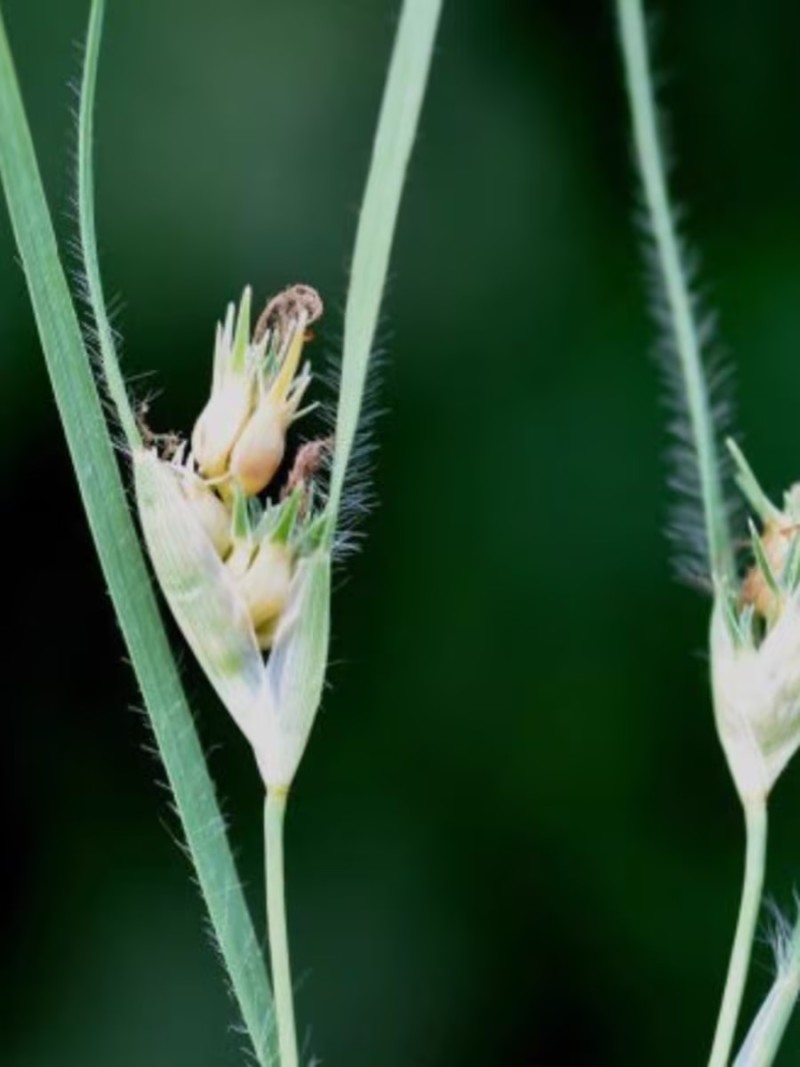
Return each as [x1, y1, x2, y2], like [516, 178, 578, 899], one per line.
[0, 7, 276, 1062]
[616, 0, 735, 586]
[328, 0, 443, 527]
[77, 0, 139, 448]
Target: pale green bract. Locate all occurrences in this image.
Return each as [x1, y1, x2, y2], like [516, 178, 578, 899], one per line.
[135, 448, 332, 790]
[254, 550, 331, 789]
[711, 443, 800, 804]
[134, 450, 266, 736]
[711, 595, 800, 803]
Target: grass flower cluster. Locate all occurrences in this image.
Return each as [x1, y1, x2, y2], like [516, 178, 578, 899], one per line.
[0, 0, 441, 1062]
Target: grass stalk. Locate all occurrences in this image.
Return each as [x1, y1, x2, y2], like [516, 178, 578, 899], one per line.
[265, 791, 297, 1067]
[709, 800, 768, 1067]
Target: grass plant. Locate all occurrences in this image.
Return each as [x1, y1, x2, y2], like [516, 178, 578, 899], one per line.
[617, 2, 800, 1063]
[0, 0, 442, 1062]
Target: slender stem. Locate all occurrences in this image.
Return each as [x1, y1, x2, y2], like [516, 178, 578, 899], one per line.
[78, 0, 140, 447]
[615, 0, 734, 586]
[709, 799, 768, 1067]
[265, 790, 298, 1067]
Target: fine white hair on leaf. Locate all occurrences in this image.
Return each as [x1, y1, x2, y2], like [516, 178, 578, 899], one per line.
[640, 204, 740, 588]
[763, 898, 795, 976]
[320, 328, 388, 562]
[618, 0, 738, 589]
[64, 73, 139, 464]
[70, 7, 142, 452]
[733, 894, 800, 1067]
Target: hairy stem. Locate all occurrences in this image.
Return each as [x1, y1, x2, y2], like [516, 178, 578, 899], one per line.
[733, 910, 800, 1067]
[615, 0, 734, 585]
[709, 799, 768, 1067]
[266, 790, 298, 1067]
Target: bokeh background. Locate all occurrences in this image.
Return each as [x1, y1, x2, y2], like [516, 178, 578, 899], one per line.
[3, 1, 800, 1064]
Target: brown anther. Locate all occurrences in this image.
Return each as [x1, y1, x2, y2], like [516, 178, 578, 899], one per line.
[254, 284, 324, 344]
[281, 436, 334, 501]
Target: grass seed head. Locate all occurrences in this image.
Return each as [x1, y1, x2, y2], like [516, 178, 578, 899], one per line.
[134, 285, 331, 790]
[712, 444, 800, 801]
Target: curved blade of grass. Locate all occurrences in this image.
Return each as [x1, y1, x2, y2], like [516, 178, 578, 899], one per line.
[77, 0, 140, 449]
[0, 6, 276, 1062]
[326, 0, 443, 530]
[615, 0, 735, 587]
[257, 5, 443, 1058]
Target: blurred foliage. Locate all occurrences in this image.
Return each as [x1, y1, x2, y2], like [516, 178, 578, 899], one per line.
[3, 1, 800, 1064]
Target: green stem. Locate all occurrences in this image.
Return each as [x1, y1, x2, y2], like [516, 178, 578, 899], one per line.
[266, 790, 298, 1067]
[615, 0, 734, 586]
[709, 799, 768, 1067]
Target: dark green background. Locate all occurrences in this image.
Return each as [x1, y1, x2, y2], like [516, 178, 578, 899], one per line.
[3, 1, 800, 1064]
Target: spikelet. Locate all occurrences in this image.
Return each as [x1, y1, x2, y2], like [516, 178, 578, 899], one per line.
[711, 597, 800, 802]
[135, 285, 331, 791]
[192, 286, 321, 498]
[711, 442, 800, 802]
[191, 289, 261, 481]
